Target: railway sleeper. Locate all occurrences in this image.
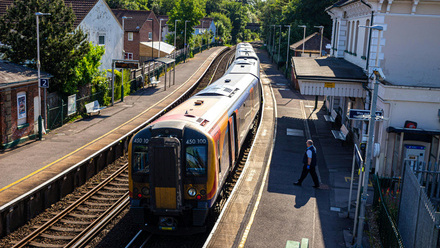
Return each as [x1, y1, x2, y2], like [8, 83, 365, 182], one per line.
[40, 233, 76, 240]
[49, 225, 83, 232]
[59, 219, 90, 225]
[90, 196, 118, 201]
[82, 201, 115, 207]
[96, 191, 122, 196]
[76, 206, 104, 212]
[103, 186, 127, 191]
[109, 182, 128, 187]
[68, 213, 98, 218]
[29, 241, 65, 248]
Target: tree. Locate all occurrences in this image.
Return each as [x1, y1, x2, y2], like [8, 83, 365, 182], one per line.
[0, 0, 90, 95]
[167, 0, 205, 49]
[223, 1, 249, 43]
[75, 42, 105, 88]
[208, 12, 232, 44]
[107, 0, 146, 10]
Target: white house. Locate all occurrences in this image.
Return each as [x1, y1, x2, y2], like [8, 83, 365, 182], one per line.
[292, 0, 440, 177]
[194, 17, 217, 43]
[65, 0, 123, 70]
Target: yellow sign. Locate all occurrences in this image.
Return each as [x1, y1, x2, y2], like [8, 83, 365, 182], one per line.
[324, 82, 335, 88]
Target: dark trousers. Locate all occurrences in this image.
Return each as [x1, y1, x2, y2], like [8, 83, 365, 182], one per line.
[297, 164, 320, 186]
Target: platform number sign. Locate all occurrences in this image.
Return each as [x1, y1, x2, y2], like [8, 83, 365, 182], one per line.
[39, 78, 49, 88]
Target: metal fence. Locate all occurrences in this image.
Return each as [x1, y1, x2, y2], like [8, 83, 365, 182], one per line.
[398, 162, 440, 248]
[373, 175, 405, 248]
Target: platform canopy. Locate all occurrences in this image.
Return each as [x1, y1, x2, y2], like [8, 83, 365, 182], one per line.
[139, 41, 175, 58]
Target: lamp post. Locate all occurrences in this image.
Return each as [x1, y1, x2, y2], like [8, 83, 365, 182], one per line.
[158, 19, 164, 58]
[173, 19, 180, 86]
[298, 25, 306, 56]
[35, 12, 50, 139]
[277, 25, 281, 64]
[272, 25, 276, 61]
[184, 20, 189, 63]
[314, 25, 324, 56]
[174, 19, 180, 59]
[201, 20, 206, 52]
[146, 18, 154, 86]
[121, 16, 132, 102]
[284, 25, 291, 72]
[355, 25, 384, 248]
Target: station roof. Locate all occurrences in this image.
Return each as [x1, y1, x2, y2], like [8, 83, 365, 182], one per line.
[139, 41, 175, 58]
[0, 60, 51, 89]
[292, 57, 367, 82]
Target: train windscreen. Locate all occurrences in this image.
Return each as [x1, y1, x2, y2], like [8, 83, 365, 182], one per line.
[133, 145, 149, 174]
[185, 145, 207, 176]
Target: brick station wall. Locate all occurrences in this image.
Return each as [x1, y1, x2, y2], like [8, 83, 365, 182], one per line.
[0, 82, 39, 147]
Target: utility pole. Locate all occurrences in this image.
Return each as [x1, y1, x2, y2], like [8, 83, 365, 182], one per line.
[314, 25, 324, 56]
[298, 25, 306, 56]
[285, 25, 291, 72]
[355, 25, 384, 247]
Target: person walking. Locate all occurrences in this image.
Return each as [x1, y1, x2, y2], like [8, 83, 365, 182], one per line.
[293, 139, 320, 188]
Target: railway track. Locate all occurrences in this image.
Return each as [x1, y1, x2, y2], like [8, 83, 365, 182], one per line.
[1, 47, 237, 248]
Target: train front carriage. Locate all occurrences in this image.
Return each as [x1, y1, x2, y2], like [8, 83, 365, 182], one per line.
[129, 121, 217, 234]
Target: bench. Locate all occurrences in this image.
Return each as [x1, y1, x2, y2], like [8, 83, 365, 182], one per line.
[149, 77, 160, 87]
[331, 124, 349, 141]
[85, 100, 106, 116]
[324, 109, 337, 123]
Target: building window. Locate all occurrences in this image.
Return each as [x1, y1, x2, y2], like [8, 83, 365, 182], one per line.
[346, 21, 351, 51]
[354, 20, 359, 55]
[350, 21, 355, 52]
[98, 35, 105, 45]
[17, 92, 26, 125]
[125, 52, 133, 60]
[128, 32, 133, 41]
[362, 19, 370, 57]
[148, 32, 152, 40]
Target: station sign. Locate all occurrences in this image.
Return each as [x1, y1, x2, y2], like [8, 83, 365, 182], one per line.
[115, 62, 139, 69]
[39, 78, 49, 88]
[349, 109, 383, 120]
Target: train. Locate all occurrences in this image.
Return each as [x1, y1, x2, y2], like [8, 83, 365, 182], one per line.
[128, 43, 262, 234]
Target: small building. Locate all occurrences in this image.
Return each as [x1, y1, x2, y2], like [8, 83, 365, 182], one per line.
[194, 17, 216, 43]
[0, 61, 50, 148]
[112, 9, 160, 61]
[290, 32, 331, 57]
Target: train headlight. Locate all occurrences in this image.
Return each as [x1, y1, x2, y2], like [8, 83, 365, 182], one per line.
[141, 187, 150, 195]
[188, 188, 197, 197]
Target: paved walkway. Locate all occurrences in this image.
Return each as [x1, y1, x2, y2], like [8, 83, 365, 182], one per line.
[0, 46, 223, 191]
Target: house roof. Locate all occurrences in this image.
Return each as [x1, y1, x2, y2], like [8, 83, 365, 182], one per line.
[0, 0, 100, 27]
[290, 32, 331, 53]
[112, 9, 154, 32]
[195, 18, 213, 29]
[64, 0, 100, 27]
[0, 60, 51, 88]
[292, 57, 367, 82]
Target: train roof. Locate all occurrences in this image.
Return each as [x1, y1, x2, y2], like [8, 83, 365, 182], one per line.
[157, 73, 258, 131]
[225, 58, 259, 79]
[236, 43, 252, 49]
[235, 48, 258, 61]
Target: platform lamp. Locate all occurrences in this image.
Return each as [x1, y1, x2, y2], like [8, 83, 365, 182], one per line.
[277, 25, 281, 64]
[298, 25, 306, 56]
[35, 12, 50, 140]
[314, 25, 324, 56]
[121, 16, 132, 102]
[284, 25, 291, 72]
[355, 25, 384, 248]
[173, 19, 180, 85]
[146, 18, 154, 85]
[158, 19, 165, 58]
[184, 20, 189, 63]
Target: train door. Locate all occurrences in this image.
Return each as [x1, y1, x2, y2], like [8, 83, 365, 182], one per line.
[228, 115, 238, 165]
[148, 137, 182, 210]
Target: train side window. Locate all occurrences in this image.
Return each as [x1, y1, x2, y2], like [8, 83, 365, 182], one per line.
[222, 128, 230, 172]
[186, 145, 207, 176]
[133, 145, 149, 174]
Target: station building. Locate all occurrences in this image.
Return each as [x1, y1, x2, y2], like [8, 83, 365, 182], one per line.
[0, 61, 50, 149]
[291, 0, 440, 177]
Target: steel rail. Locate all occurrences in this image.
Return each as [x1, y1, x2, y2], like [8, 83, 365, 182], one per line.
[208, 49, 235, 85]
[12, 164, 128, 248]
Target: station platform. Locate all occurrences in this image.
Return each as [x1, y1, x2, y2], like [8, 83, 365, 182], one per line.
[205, 46, 373, 248]
[0, 46, 225, 207]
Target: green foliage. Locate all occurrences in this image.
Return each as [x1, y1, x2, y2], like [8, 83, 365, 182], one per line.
[107, 69, 131, 102]
[107, 0, 149, 10]
[223, 1, 249, 44]
[209, 12, 232, 44]
[92, 76, 111, 106]
[168, 0, 205, 49]
[75, 43, 105, 87]
[0, 0, 89, 95]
